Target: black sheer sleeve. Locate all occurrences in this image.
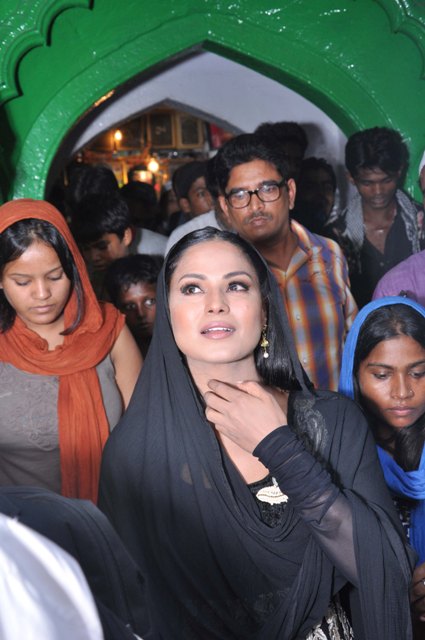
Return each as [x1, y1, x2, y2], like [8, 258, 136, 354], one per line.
[253, 426, 358, 586]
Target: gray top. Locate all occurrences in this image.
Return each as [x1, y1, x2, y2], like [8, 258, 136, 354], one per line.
[165, 210, 220, 254]
[0, 356, 122, 493]
[133, 227, 167, 256]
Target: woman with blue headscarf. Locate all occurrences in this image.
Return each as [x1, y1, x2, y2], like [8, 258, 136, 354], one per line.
[339, 296, 425, 634]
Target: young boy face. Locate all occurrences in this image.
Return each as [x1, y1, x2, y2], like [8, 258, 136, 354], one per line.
[180, 177, 214, 218]
[349, 168, 399, 212]
[118, 281, 157, 344]
[82, 229, 132, 272]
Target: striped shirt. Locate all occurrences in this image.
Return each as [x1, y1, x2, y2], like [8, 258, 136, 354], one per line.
[271, 220, 358, 391]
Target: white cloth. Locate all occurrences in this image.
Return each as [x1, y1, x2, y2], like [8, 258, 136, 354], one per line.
[419, 150, 425, 176]
[165, 210, 220, 254]
[0, 514, 103, 640]
[133, 227, 167, 256]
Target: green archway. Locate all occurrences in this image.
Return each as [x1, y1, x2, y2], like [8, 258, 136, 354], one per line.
[0, 0, 424, 202]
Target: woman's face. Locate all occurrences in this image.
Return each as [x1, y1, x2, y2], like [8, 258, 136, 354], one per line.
[168, 240, 265, 371]
[0, 240, 71, 333]
[358, 334, 425, 430]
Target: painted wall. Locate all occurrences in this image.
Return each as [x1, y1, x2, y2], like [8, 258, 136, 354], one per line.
[0, 0, 424, 201]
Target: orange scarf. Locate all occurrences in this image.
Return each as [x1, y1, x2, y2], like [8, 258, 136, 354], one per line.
[0, 199, 125, 501]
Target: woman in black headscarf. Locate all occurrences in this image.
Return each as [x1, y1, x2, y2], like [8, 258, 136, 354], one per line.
[99, 227, 414, 639]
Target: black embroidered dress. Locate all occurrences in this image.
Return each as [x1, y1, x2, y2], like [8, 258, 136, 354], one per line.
[100, 236, 414, 640]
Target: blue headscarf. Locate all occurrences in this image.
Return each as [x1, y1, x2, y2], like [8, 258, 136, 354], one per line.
[339, 295, 425, 563]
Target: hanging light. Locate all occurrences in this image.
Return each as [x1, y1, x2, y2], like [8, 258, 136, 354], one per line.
[147, 157, 159, 173]
[112, 129, 123, 154]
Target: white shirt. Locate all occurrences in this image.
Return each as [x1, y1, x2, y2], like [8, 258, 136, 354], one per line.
[0, 514, 103, 639]
[165, 210, 221, 254]
[133, 227, 167, 256]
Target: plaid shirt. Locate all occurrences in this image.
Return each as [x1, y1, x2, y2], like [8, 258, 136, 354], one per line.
[271, 220, 358, 391]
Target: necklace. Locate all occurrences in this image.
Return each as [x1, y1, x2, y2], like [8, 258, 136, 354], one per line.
[365, 206, 396, 235]
[255, 477, 288, 505]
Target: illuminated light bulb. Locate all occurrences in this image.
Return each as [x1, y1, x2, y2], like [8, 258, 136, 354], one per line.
[147, 157, 159, 173]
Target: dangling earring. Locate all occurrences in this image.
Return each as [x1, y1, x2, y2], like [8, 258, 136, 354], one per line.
[260, 325, 269, 359]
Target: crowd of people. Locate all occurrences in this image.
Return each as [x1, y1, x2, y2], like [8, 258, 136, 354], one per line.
[1, 121, 425, 639]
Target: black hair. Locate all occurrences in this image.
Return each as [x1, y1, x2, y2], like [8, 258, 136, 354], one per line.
[172, 161, 208, 200]
[165, 226, 301, 391]
[158, 185, 178, 215]
[212, 133, 292, 196]
[205, 155, 220, 200]
[345, 127, 408, 180]
[120, 181, 160, 231]
[120, 181, 157, 208]
[255, 121, 308, 155]
[255, 121, 308, 178]
[66, 164, 119, 212]
[71, 192, 131, 245]
[353, 303, 425, 471]
[105, 254, 163, 307]
[0, 219, 83, 333]
[298, 157, 337, 192]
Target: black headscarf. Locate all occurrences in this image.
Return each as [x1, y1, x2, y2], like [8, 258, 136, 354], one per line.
[99, 229, 414, 639]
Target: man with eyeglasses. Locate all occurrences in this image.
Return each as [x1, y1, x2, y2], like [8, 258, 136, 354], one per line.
[214, 133, 357, 392]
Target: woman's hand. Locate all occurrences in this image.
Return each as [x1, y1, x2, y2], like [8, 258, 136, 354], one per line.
[411, 561, 425, 622]
[205, 380, 287, 453]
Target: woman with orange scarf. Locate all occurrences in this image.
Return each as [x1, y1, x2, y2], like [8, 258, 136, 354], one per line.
[0, 199, 142, 502]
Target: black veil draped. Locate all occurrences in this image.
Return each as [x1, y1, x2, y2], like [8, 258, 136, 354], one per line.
[99, 234, 414, 639]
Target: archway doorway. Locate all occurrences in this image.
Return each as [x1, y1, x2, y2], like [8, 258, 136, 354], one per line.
[46, 50, 350, 209]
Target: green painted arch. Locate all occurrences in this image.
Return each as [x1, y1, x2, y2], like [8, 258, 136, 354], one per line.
[1, 0, 425, 201]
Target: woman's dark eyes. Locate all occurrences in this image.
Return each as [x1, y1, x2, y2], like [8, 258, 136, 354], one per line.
[181, 284, 201, 295]
[372, 370, 425, 380]
[180, 282, 249, 295]
[14, 273, 63, 286]
[228, 281, 249, 291]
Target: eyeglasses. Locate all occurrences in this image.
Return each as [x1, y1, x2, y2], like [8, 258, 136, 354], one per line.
[225, 180, 286, 209]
